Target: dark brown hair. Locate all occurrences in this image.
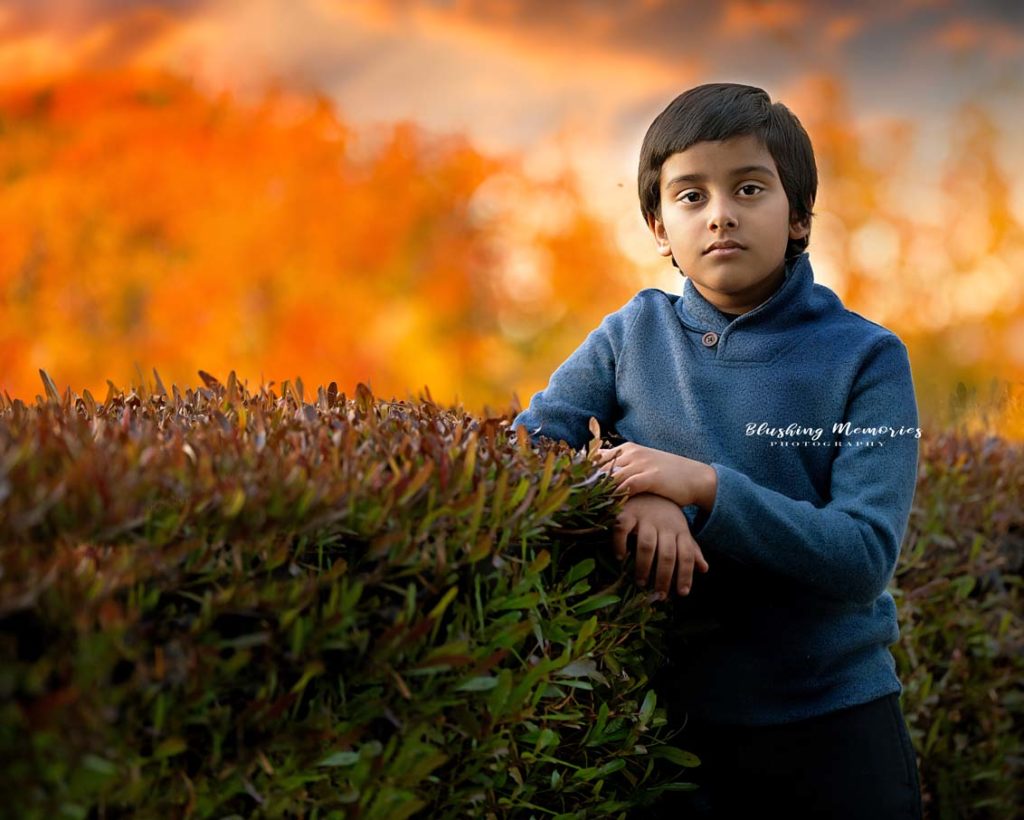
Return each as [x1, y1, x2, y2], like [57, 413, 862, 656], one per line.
[638, 83, 818, 265]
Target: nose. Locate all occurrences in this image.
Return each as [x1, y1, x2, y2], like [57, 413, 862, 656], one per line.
[707, 201, 738, 231]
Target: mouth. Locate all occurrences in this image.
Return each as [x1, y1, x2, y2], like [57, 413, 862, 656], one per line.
[704, 243, 745, 256]
[704, 243, 745, 255]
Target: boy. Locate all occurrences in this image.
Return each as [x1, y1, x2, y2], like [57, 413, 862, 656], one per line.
[511, 84, 924, 818]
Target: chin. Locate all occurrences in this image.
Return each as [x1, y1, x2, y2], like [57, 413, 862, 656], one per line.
[695, 273, 748, 290]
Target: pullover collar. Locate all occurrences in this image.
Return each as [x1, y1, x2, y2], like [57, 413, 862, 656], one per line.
[674, 252, 816, 334]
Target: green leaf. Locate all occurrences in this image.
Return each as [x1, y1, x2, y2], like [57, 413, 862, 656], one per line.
[588, 701, 610, 746]
[222, 486, 246, 519]
[487, 668, 514, 716]
[597, 758, 626, 777]
[428, 585, 459, 620]
[565, 558, 596, 586]
[79, 749, 117, 782]
[575, 594, 620, 614]
[557, 658, 608, 686]
[535, 728, 559, 751]
[528, 549, 551, 574]
[81, 754, 118, 777]
[456, 675, 499, 692]
[153, 737, 186, 759]
[650, 745, 701, 767]
[509, 476, 530, 508]
[577, 615, 597, 649]
[656, 781, 701, 792]
[639, 689, 656, 726]
[494, 592, 540, 611]
[575, 758, 625, 780]
[318, 751, 360, 767]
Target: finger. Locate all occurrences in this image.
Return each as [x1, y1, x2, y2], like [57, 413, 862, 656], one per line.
[694, 543, 710, 574]
[619, 472, 650, 498]
[604, 458, 632, 482]
[612, 512, 635, 561]
[682, 521, 709, 572]
[653, 532, 677, 600]
[634, 522, 657, 587]
[675, 533, 696, 595]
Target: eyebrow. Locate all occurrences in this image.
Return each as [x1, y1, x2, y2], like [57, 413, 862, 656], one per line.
[664, 164, 777, 188]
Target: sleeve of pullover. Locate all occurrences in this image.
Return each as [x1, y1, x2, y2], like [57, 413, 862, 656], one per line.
[510, 296, 642, 451]
[691, 336, 921, 606]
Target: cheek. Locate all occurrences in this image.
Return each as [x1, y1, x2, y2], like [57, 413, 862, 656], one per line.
[761, 208, 794, 251]
[666, 215, 699, 244]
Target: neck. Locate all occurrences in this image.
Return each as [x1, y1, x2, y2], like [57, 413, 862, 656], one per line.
[691, 258, 788, 315]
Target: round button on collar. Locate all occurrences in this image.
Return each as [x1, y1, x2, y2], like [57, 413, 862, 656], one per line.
[702, 331, 719, 347]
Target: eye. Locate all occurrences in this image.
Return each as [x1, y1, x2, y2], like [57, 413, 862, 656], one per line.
[678, 190, 703, 203]
[738, 183, 763, 196]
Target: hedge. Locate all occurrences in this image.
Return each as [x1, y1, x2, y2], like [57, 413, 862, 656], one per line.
[0, 371, 695, 819]
[1, 370, 1020, 819]
[893, 427, 1023, 819]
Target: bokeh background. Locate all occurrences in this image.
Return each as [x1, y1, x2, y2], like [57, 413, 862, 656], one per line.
[1, 0, 1023, 437]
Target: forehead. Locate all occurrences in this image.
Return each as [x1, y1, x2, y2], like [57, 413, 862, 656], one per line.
[660, 134, 778, 189]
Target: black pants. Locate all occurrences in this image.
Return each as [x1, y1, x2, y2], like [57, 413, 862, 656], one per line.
[645, 693, 924, 819]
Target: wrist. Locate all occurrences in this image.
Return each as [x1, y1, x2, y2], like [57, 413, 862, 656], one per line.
[696, 463, 718, 511]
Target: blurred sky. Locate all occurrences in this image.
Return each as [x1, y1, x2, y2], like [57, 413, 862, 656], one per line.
[2, 0, 1023, 428]
[3, 0, 1022, 241]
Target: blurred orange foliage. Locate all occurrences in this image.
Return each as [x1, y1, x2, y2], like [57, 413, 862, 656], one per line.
[0, 68, 636, 416]
[1, 69, 1022, 438]
[775, 76, 1024, 440]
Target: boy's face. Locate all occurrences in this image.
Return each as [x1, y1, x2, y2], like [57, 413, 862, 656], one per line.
[647, 134, 809, 315]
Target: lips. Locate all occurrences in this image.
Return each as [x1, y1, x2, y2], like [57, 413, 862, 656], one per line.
[704, 240, 745, 254]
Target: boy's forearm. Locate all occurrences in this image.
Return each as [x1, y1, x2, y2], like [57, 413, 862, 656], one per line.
[694, 463, 718, 512]
[652, 461, 717, 510]
[595, 442, 720, 510]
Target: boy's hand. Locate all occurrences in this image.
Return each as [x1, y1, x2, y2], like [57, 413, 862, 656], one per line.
[594, 442, 717, 510]
[614, 492, 710, 599]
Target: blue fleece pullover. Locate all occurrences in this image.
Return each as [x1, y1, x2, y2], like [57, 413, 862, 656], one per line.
[511, 252, 921, 727]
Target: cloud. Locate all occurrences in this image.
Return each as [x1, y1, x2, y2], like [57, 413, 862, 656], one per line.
[716, 0, 806, 39]
[824, 13, 868, 44]
[5, 0, 1021, 100]
[2, 0, 1020, 160]
[930, 18, 1024, 57]
[0, 0, 206, 39]
[0, 0, 209, 75]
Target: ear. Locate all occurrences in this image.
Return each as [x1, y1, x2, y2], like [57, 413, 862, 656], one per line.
[789, 211, 811, 241]
[647, 214, 674, 258]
